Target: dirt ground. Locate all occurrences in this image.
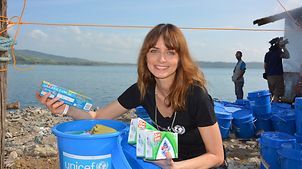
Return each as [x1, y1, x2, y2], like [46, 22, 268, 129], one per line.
[8, 138, 260, 169]
[8, 157, 59, 169]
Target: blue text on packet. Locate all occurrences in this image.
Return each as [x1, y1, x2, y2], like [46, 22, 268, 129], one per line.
[39, 81, 93, 111]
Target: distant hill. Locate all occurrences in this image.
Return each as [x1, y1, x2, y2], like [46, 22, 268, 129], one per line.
[9, 49, 263, 68]
[9, 50, 118, 65]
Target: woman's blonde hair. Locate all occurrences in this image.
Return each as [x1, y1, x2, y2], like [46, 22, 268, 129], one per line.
[137, 23, 206, 112]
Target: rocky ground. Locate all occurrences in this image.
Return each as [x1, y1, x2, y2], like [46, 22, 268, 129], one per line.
[3, 107, 260, 169]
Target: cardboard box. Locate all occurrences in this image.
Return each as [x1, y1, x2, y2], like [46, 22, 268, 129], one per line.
[145, 131, 178, 160]
[39, 81, 93, 111]
[128, 117, 157, 145]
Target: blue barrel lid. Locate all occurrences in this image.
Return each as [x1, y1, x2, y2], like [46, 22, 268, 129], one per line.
[214, 104, 225, 113]
[255, 112, 273, 119]
[135, 106, 147, 113]
[235, 99, 250, 105]
[260, 132, 296, 148]
[224, 106, 242, 113]
[216, 111, 233, 119]
[232, 109, 253, 120]
[248, 90, 271, 98]
[214, 101, 224, 108]
[278, 142, 302, 161]
[295, 97, 302, 107]
[271, 102, 292, 109]
[272, 109, 295, 121]
[232, 109, 254, 125]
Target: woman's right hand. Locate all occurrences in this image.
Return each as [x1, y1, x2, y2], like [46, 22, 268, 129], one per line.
[35, 92, 66, 116]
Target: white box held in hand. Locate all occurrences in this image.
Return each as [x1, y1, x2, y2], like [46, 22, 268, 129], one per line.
[145, 131, 178, 160]
[136, 128, 148, 157]
[128, 118, 157, 145]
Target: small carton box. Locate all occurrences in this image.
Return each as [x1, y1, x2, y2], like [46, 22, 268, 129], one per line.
[128, 118, 157, 145]
[145, 131, 178, 160]
[136, 128, 147, 157]
[39, 81, 93, 111]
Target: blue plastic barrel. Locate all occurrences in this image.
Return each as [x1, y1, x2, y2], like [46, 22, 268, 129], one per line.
[135, 106, 153, 124]
[295, 97, 302, 135]
[271, 109, 296, 135]
[232, 109, 255, 138]
[216, 111, 233, 139]
[219, 126, 231, 139]
[232, 109, 254, 125]
[271, 102, 292, 109]
[253, 104, 272, 116]
[235, 99, 251, 109]
[248, 90, 271, 105]
[254, 113, 273, 136]
[248, 90, 271, 115]
[216, 111, 233, 128]
[278, 142, 302, 169]
[295, 133, 302, 143]
[214, 101, 225, 110]
[259, 132, 296, 169]
[52, 119, 129, 169]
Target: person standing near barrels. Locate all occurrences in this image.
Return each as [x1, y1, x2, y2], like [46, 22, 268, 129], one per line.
[232, 51, 246, 100]
[264, 37, 290, 102]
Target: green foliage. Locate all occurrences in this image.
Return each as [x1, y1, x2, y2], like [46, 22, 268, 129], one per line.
[9, 50, 114, 65]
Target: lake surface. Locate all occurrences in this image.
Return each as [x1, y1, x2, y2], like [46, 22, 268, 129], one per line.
[7, 64, 268, 108]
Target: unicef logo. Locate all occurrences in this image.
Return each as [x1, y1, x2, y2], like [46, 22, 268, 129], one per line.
[172, 125, 185, 134]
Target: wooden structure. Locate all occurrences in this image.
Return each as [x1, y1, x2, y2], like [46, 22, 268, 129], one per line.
[253, 7, 302, 26]
[0, 0, 7, 168]
[254, 7, 302, 102]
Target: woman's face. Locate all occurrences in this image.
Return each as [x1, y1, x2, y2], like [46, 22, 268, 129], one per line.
[146, 36, 179, 81]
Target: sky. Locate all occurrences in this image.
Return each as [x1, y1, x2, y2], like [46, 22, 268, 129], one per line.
[6, 0, 302, 63]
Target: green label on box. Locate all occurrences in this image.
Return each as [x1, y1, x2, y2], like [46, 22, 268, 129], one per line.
[145, 131, 178, 160]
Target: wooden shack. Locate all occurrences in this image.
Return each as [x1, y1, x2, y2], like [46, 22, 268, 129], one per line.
[254, 7, 302, 102]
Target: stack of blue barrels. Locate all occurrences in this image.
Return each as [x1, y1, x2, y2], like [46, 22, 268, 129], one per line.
[247, 90, 272, 135]
[214, 102, 233, 139]
[259, 132, 297, 169]
[258, 96, 302, 169]
[232, 109, 255, 139]
[295, 97, 302, 143]
[271, 103, 296, 135]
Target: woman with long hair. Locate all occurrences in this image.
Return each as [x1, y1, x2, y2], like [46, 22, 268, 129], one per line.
[37, 23, 226, 169]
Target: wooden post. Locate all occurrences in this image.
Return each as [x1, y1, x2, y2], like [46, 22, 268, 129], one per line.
[0, 0, 7, 168]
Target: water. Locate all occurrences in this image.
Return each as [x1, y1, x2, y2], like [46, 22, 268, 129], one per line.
[7, 64, 267, 108]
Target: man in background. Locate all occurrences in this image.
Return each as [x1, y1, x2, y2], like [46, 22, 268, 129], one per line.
[232, 51, 246, 100]
[264, 37, 290, 102]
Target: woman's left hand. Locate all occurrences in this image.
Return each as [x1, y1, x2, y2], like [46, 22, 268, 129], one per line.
[149, 152, 177, 169]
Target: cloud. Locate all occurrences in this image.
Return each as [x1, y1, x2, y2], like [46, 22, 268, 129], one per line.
[23, 27, 143, 63]
[29, 29, 48, 39]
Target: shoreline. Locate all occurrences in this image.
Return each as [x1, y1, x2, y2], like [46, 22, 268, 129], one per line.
[4, 106, 260, 169]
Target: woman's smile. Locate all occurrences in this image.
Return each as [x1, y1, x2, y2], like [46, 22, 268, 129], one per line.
[146, 36, 179, 80]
